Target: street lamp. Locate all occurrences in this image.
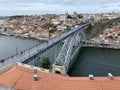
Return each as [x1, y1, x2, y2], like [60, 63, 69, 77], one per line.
[29, 50, 30, 58]
[39, 61, 42, 68]
[16, 47, 18, 55]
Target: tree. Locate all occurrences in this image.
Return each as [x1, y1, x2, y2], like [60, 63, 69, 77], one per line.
[0, 59, 4, 63]
[66, 26, 71, 30]
[85, 24, 93, 34]
[78, 14, 83, 18]
[42, 23, 54, 29]
[67, 15, 72, 19]
[41, 57, 50, 69]
[49, 27, 57, 33]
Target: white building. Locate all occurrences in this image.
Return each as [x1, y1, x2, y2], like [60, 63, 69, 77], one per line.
[59, 15, 67, 21]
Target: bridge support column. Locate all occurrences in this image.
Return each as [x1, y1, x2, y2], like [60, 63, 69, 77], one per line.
[52, 64, 66, 75]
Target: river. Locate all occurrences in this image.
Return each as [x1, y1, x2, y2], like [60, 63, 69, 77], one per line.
[68, 47, 120, 76]
[0, 19, 5, 24]
[0, 35, 40, 59]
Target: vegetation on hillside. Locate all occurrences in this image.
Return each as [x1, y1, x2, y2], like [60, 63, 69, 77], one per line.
[85, 17, 120, 40]
[85, 24, 93, 34]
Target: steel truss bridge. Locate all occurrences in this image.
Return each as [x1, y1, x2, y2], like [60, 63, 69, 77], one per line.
[0, 21, 91, 75]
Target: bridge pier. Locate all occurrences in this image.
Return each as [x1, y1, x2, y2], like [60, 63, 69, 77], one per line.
[52, 64, 66, 75]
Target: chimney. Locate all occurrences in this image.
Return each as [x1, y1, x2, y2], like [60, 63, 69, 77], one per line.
[34, 67, 37, 73]
[89, 74, 94, 80]
[34, 74, 38, 81]
[108, 73, 113, 80]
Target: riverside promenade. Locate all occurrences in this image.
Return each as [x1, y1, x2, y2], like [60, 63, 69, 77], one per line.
[83, 40, 120, 49]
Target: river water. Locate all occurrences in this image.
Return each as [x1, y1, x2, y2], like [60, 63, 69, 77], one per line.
[68, 47, 120, 76]
[0, 19, 5, 24]
[0, 35, 40, 59]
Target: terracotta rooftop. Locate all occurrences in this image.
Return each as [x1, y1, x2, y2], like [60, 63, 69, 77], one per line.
[0, 63, 120, 90]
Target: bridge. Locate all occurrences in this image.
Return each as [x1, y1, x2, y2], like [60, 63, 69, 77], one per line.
[0, 21, 91, 74]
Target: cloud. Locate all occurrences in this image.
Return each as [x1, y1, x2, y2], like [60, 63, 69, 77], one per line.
[0, 0, 38, 4]
[0, 0, 120, 16]
[64, 0, 73, 5]
[118, 4, 120, 7]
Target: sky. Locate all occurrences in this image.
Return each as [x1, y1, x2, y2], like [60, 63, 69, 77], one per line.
[0, 0, 120, 16]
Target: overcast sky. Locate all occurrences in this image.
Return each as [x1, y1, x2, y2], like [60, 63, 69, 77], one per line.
[0, 0, 120, 16]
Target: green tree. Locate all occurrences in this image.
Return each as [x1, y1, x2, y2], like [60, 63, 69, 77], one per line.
[78, 14, 83, 18]
[67, 15, 72, 19]
[49, 27, 57, 33]
[0, 59, 4, 63]
[42, 23, 54, 29]
[67, 26, 71, 30]
[41, 57, 50, 69]
[85, 24, 93, 34]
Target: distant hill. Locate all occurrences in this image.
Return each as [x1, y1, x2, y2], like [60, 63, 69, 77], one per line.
[85, 17, 120, 40]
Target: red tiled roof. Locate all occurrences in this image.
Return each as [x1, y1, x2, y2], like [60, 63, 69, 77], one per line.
[1, 66, 120, 90]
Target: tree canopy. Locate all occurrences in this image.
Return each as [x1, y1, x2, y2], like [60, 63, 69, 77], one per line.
[41, 57, 50, 69]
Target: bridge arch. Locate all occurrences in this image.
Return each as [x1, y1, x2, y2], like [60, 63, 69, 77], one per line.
[52, 30, 86, 75]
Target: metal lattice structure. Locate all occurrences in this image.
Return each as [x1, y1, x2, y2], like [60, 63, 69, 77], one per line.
[53, 30, 86, 74]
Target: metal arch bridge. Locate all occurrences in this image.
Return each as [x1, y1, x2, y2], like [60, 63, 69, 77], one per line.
[0, 21, 91, 70]
[52, 27, 86, 75]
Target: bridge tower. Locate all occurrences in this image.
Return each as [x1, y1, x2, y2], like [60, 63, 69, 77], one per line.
[52, 30, 86, 75]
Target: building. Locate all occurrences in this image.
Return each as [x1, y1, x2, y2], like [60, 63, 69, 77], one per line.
[1, 62, 120, 90]
[59, 14, 67, 21]
[51, 19, 61, 25]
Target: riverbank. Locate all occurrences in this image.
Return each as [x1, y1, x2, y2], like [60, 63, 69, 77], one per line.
[82, 42, 120, 49]
[0, 32, 48, 42]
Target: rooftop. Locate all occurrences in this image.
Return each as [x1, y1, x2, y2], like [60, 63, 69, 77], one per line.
[0, 62, 120, 90]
